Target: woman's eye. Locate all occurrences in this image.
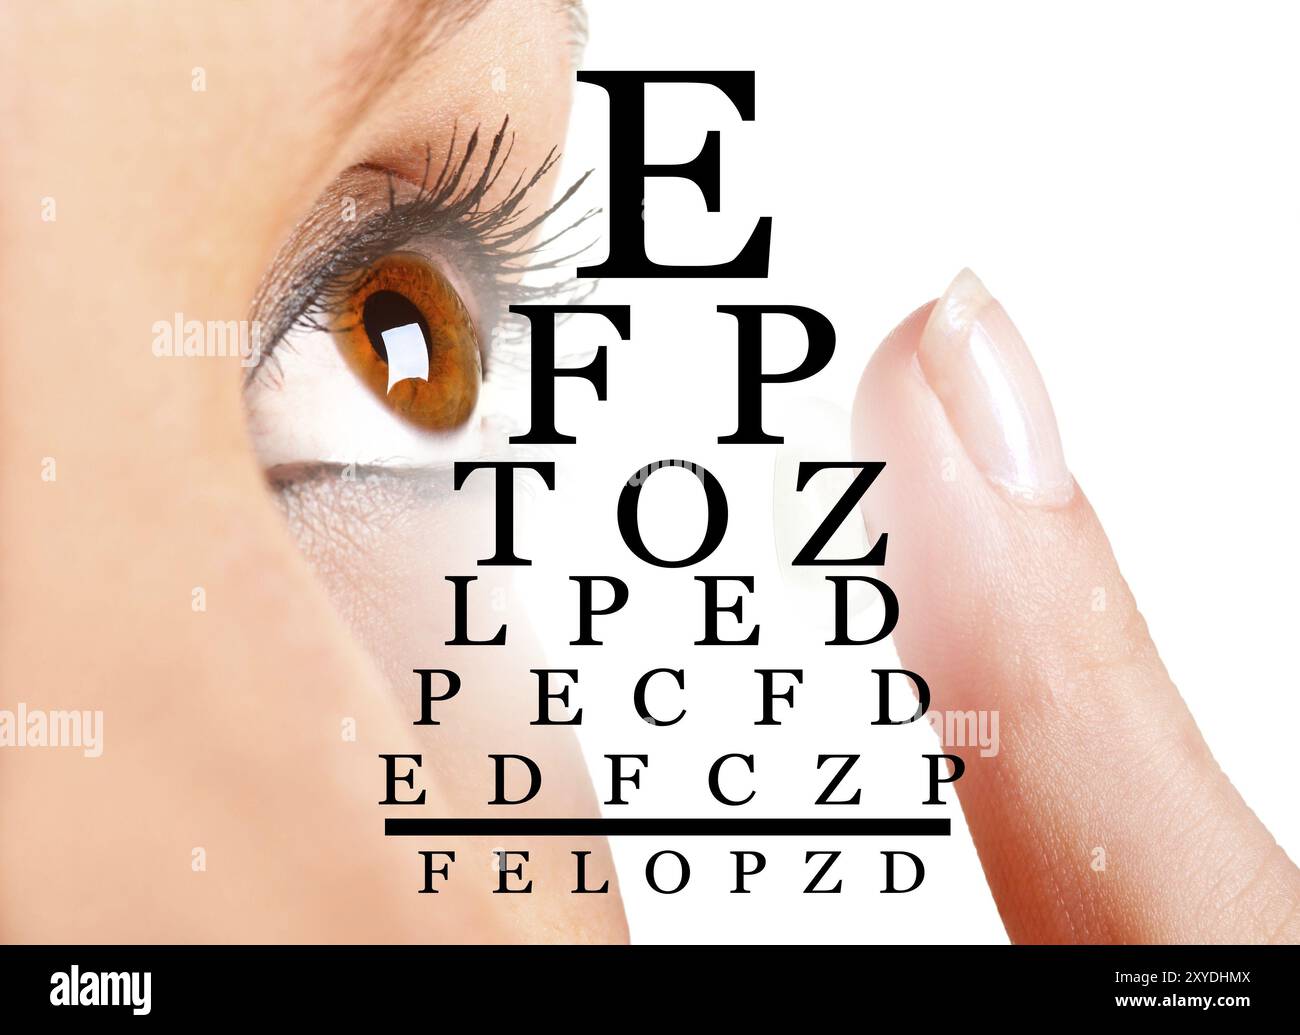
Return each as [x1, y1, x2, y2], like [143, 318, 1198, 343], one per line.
[244, 124, 589, 473]
[332, 252, 482, 432]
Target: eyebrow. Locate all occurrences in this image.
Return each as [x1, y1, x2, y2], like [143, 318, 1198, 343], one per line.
[339, 0, 586, 125]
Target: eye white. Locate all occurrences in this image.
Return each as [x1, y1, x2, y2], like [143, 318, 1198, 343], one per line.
[245, 326, 484, 469]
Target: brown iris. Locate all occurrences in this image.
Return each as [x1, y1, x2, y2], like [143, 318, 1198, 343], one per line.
[332, 253, 481, 431]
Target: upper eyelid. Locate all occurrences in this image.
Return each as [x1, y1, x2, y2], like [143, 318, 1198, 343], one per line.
[246, 120, 598, 388]
[246, 180, 494, 388]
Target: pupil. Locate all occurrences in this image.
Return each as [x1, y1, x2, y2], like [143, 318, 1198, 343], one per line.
[362, 290, 430, 364]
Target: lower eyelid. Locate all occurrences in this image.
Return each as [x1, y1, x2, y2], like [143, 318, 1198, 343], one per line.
[267, 461, 458, 570]
[267, 461, 455, 501]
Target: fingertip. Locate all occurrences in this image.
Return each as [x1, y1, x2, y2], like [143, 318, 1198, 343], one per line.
[849, 276, 1300, 943]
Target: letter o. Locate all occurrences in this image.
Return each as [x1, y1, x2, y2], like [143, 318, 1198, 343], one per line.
[645, 850, 691, 894]
[617, 459, 728, 567]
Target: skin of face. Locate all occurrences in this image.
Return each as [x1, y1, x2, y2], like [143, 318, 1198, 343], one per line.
[0, 0, 627, 943]
[12, 0, 1296, 951]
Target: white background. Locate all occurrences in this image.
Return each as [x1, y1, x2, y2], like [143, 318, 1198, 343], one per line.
[517, 0, 1300, 943]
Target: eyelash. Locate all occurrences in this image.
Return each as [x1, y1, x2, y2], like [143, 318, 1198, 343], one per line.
[248, 116, 597, 387]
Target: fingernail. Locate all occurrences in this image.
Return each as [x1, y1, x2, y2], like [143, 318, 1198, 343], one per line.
[917, 268, 1074, 506]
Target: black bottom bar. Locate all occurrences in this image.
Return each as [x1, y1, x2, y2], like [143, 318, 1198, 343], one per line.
[2, 945, 1293, 1022]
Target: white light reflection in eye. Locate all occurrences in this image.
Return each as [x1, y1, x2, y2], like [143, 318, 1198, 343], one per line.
[381, 323, 430, 393]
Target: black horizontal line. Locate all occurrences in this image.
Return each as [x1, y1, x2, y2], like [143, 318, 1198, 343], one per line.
[384, 818, 949, 837]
